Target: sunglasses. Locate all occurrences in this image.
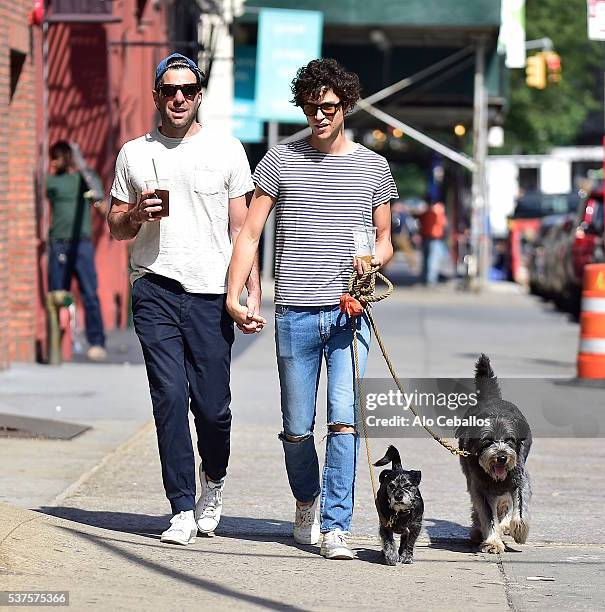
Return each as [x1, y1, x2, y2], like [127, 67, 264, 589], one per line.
[302, 101, 343, 117]
[158, 83, 200, 99]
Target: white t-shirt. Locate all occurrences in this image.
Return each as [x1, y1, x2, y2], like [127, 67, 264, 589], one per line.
[110, 126, 254, 293]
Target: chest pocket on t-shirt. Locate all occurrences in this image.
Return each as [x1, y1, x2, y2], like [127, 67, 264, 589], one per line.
[194, 167, 227, 221]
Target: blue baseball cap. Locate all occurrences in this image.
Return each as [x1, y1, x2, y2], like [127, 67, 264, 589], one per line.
[154, 53, 205, 89]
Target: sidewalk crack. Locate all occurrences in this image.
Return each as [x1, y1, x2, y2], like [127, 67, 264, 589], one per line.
[496, 554, 518, 612]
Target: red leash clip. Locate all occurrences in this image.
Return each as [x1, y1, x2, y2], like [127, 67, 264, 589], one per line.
[339, 293, 365, 317]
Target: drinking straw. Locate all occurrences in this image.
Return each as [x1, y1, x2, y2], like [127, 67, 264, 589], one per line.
[152, 158, 159, 183]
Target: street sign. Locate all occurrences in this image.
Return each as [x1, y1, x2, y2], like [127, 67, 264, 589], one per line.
[255, 8, 323, 123]
[234, 45, 263, 143]
[498, 0, 526, 68]
[587, 0, 605, 40]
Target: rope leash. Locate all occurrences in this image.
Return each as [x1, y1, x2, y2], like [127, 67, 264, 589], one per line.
[347, 265, 470, 500]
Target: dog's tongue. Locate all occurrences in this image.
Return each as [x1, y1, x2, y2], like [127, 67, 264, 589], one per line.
[494, 465, 507, 479]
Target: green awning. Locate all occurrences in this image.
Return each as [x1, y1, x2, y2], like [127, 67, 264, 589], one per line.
[243, 0, 501, 28]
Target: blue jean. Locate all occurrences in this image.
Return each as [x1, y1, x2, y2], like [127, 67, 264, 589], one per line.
[48, 238, 105, 347]
[132, 274, 234, 514]
[421, 238, 446, 286]
[275, 305, 371, 533]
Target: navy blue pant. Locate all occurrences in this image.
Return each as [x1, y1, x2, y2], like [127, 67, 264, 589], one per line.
[48, 238, 106, 347]
[132, 274, 234, 514]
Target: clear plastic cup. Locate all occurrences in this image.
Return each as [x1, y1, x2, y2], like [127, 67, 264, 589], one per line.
[352, 225, 377, 264]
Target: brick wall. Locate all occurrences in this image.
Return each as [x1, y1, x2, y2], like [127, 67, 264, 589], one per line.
[0, 2, 38, 368]
[0, 2, 9, 368]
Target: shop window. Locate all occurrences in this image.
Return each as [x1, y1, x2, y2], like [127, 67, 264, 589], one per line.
[9, 50, 26, 102]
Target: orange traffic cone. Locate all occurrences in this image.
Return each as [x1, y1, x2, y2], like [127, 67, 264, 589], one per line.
[577, 263, 605, 379]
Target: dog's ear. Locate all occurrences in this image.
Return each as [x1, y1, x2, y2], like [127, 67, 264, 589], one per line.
[379, 469, 392, 484]
[374, 452, 391, 467]
[409, 470, 421, 486]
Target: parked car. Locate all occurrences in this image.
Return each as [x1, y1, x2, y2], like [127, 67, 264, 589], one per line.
[563, 189, 604, 315]
[509, 191, 581, 284]
[528, 213, 572, 298]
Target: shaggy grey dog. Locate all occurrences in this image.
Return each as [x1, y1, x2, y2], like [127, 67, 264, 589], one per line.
[456, 354, 532, 554]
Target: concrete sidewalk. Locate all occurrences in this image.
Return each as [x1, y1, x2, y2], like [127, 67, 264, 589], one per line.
[1, 281, 604, 610]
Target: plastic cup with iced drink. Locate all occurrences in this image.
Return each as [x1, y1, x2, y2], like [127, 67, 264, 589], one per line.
[352, 225, 377, 265]
[144, 179, 170, 218]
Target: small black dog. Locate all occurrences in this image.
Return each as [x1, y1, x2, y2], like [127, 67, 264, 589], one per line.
[456, 354, 532, 554]
[374, 445, 424, 565]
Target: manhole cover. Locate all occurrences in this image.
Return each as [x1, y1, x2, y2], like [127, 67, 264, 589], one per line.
[0, 413, 90, 440]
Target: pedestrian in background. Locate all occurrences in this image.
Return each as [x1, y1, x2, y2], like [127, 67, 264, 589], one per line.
[227, 58, 397, 560]
[46, 140, 107, 362]
[107, 53, 259, 545]
[418, 198, 448, 286]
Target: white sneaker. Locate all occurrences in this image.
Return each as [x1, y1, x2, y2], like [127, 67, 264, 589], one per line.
[160, 510, 197, 545]
[195, 470, 224, 535]
[87, 345, 107, 362]
[293, 498, 320, 545]
[320, 528, 354, 560]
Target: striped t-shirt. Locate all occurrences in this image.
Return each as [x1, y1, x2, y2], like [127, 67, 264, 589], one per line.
[253, 139, 398, 306]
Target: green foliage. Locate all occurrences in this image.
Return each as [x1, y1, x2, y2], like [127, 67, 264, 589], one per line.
[391, 163, 427, 199]
[502, 0, 602, 153]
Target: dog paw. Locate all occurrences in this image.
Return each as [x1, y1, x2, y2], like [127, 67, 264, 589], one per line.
[481, 536, 505, 554]
[500, 517, 511, 536]
[399, 553, 413, 564]
[510, 519, 529, 544]
[383, 551, 399, 566]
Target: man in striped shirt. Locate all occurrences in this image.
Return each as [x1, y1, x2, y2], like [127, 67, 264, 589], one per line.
[227, 58, 398, 559]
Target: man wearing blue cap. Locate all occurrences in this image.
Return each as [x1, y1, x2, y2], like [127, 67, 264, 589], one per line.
[108, 53, 260, 545]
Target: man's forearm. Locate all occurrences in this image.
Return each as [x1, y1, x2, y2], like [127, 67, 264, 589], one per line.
[228, 234, 259, 303]
[245, 250, 261, 297]
[108, 209, 142, 241]
[376, 237, 394, 267]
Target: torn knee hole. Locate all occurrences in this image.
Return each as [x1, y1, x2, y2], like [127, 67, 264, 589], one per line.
[328, 424, 355, 434]
[279, 431, 313, 443]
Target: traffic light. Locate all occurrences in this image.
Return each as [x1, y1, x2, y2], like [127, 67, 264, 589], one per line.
[544, 51, 561, 84]
[526, 53, 547, 89]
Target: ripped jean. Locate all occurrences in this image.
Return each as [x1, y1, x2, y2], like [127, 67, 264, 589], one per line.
[275, 305, 371, 533]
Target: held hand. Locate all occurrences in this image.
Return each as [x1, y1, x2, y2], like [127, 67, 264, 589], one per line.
[130, 189, 163, 224]
[242, 294, 265, 334]
[226, 297, 266, 334]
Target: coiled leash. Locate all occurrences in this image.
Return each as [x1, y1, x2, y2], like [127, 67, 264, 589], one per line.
[341, 265, 470, 500]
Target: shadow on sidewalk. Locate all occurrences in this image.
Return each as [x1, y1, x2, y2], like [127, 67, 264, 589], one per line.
[38, 507, 293, 542]
[50, 524, 308, 612]
[423, 517, 476, 553]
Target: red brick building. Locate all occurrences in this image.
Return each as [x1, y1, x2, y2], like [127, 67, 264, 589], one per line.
[0, 1, 39, 367]
[1, 0, 185, 369]
[42, 0, 171, 358]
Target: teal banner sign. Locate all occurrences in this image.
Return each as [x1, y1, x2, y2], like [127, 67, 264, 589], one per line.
[234, 45, 263, 143]
[255, 8, 323, 124]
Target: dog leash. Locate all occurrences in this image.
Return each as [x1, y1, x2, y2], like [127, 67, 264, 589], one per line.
[345, 266, 470, 500]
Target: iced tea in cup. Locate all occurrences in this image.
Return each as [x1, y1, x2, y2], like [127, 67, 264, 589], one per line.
[144, 179, 170, 218]
[352, 226, 377, 265]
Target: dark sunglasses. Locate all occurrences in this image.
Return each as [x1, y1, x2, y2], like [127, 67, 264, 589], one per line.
[302, 101, 343, 117]
[158, 83, 200, 99]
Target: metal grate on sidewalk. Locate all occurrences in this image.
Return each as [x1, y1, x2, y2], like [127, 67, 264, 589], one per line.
[0, 413, 90, 440]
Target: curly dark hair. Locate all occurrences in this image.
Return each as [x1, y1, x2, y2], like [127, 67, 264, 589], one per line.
[290, 58, 361, 110]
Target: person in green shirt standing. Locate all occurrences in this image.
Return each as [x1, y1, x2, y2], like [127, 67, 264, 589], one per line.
[46, 140, 107, 361]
